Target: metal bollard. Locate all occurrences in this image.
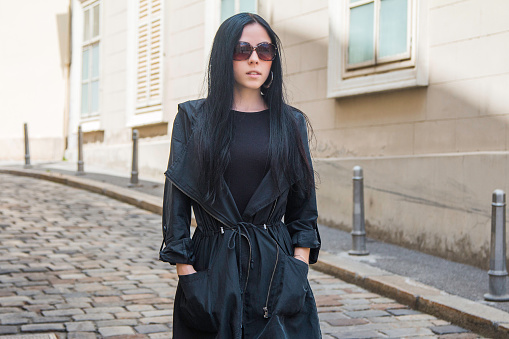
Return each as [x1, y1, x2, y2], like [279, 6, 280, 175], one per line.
[76, 125, 85, 175]
[484, 190, 509, 301]
[349, 166, 369, 256]
[23, 123, 31, 168]
[128, 129, 139, 187]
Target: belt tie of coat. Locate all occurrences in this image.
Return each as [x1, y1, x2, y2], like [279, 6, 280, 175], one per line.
[225, 222, 252, 289]
[225, 222, 252, 250]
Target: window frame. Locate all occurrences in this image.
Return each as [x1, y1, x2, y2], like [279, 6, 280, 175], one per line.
[328, 0, 428, 98]
[345, 0, 412, 70]
[125, 0, 164, 128]
[80, 0, 101, 119]
[135, 0, 163, 111]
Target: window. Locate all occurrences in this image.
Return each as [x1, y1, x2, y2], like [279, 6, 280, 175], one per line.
[136, 0, 163, 110]
[221, 0, 257, 22]
[328, 0, 428, 98]
[125, 0, 164, 127]
[347, 0, 410, 69]
[81, 2, 100, 118]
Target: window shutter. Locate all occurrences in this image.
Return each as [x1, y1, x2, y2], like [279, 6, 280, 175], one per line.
[136, 0, 162, 108]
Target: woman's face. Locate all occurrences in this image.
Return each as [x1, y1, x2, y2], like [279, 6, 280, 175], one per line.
[233, 23, 273, 93]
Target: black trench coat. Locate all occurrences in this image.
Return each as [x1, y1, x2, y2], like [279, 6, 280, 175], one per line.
[159, 99, 322, 339]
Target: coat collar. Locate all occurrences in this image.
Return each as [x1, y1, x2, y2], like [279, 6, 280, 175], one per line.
[165, 103, 294, 225]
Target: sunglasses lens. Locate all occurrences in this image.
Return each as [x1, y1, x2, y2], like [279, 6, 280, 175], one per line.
[233, 42, 251, 61]
[233, 42, 276, 61]
[257, 43, 276, 61]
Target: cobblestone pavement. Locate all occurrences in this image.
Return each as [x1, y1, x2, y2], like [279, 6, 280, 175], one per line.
[0, 174, 483, 338]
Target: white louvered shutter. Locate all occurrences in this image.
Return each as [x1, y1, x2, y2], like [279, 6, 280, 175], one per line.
[136, 0, 162, 108]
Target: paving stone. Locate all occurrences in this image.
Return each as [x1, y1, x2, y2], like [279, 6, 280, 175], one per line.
[65, 321, 96, 332]
[327, 330, 384, 338]
[42, 309, 84, 317]
[67, 332, 97, 339]
[31, 316, 71, 323]
[135, 324, 171, 334]
[0, 296, 31, 306]
[140, 310, 171, 317]
[126, 305, 155, 312]
[395, 314, 436, 321]
[148, 333, 173, 339]
[341, 304, 370, 312]
[83, 307, 125, 314]
[23, 305, 55, 312]
[96, 319, 139, 327]
[386, 307, 421, 316]
[438, 334, 479, 339]
[344, 310, 391, 318]
[381, 327, 434, 337]
[0, 307, 22, 314]
[92, 296, 123, 305]
[73, 313, 115, 321]
[98, 326, 136, 337]
[430, 324, 470, 335]
[0, 326, 18, 334]
[325, 318, 369, 327]
[21, 322, 66, 332]
[122, 294, 157, 301]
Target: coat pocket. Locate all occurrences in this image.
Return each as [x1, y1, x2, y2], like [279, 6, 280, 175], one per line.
[274, 254, 309, 317]
[178, 269, 219, 333]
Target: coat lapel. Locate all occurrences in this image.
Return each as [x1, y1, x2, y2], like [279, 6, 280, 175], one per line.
[241, 169, 292, 220]
[165, 129, 243, 227]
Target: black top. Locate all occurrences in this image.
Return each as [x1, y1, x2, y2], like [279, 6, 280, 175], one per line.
[224, 109, 270, 215]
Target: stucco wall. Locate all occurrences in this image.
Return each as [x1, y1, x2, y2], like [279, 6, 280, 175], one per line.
[315, 153, 509, 269]
[0, 0, 69, 161]
[273, 0, 509, 268]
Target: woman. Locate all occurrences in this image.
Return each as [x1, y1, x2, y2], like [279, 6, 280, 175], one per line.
[160, 12, 321, 339]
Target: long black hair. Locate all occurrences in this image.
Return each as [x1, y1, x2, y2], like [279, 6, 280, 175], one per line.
[197, 12, 314, 201]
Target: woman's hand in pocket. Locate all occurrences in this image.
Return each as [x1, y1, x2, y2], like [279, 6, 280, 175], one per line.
[293, 247, 310, 265]
[176, 263, 197, 276]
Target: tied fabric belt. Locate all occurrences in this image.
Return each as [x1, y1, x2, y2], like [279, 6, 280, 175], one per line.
[221, 222, 277, 293]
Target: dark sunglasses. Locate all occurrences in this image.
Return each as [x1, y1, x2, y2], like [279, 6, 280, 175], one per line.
[233, 42, 277, 61]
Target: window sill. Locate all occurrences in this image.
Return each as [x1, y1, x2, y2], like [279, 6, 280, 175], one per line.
[327, 66, 428, 98]
[80, 116, 101, 132]
[126, 105, 163, 128]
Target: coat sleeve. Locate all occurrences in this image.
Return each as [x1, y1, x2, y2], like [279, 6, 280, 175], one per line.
[284, 112, 321, 264]
[159, 107, 195, 265]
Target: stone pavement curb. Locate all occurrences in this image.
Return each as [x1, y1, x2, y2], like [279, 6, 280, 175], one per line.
[2, 167, 508, 338]
[314, 252, 509, 338]
[0, 168, 162, 216]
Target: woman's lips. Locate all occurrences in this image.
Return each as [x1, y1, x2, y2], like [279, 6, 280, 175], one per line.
[246, 71, 261, 78]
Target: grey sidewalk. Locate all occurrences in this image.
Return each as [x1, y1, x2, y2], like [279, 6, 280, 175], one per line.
[0, 161, 508, 337]
[0, 172, 482, 338]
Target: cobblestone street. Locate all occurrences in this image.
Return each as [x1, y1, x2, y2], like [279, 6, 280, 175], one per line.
[0, 174, 482, 338]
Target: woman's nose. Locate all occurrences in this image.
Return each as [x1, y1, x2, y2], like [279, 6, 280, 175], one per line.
[248, 50, 260, 63]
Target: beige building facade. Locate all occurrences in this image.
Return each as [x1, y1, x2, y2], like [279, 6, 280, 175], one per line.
[0, 0, 70, 162]
[2, 0, 509, 268]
